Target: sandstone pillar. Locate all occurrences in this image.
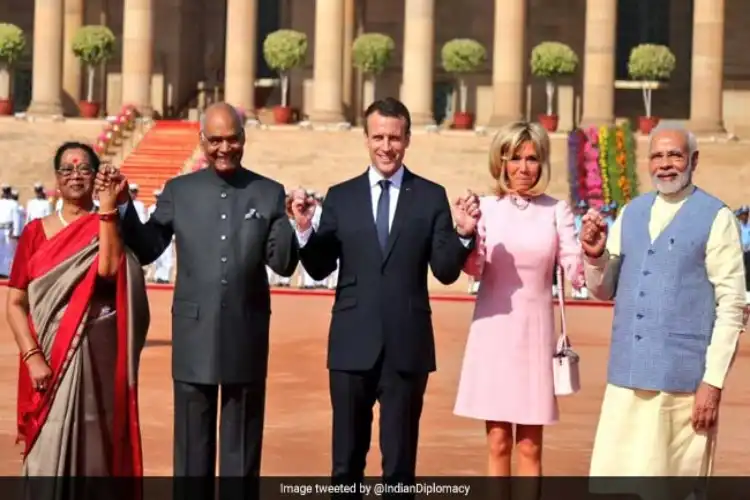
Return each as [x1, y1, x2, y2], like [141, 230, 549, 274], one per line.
[311, 0, 346, 123]
[224, 0, 257, 117]
[121, 0, 153, 115]
[27, 0, 64, 116]
[580, 0, 617, 127]
[342, 0, 356, 121]
[689, 0, 726, 134]
[488, 0, 526, 126]
[62, 0, 84, 114]
[401, 0, 435, 125]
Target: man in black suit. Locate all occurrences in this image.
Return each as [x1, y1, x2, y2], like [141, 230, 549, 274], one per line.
[100, 103, 299, 487]
[290, 98, 480, 490]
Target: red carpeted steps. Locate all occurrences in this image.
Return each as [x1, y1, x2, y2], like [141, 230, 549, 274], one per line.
[119, 120, 200, 207]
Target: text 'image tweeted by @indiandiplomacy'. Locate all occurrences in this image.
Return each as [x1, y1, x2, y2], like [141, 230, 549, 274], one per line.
[277, 478, 472, 497]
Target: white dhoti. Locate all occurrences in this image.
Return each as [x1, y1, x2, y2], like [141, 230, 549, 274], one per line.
[590, 384, 716, 498]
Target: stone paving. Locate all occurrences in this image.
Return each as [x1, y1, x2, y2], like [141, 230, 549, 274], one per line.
[1, 290, 749, 476]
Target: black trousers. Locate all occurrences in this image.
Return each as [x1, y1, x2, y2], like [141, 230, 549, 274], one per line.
[329, 353, 428, 496]
[172, 380, 266, 500]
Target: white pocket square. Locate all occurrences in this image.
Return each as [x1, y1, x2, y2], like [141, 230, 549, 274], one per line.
[245, 208, 259, 219]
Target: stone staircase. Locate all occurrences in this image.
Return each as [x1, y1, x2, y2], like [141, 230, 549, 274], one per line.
[119, 120, 200, 207]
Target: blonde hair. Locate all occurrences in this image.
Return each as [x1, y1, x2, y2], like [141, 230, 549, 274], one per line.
[488, 121, 551, 197]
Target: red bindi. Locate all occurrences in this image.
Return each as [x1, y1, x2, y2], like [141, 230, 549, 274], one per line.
[71, 157, 80, 165]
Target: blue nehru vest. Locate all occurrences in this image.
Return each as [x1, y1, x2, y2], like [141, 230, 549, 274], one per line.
[608, 187, 725, 393]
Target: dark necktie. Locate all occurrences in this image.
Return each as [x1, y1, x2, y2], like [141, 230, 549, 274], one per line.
[376, 179, 391, 251]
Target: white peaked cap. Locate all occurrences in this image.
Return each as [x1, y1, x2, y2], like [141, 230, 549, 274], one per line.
[130, 183, 139, 190]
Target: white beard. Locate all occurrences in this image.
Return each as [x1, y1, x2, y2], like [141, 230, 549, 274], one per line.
[652, 163, 693, 195]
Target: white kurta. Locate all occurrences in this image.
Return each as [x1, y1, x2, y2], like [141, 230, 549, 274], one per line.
[585, 186, 744, 482]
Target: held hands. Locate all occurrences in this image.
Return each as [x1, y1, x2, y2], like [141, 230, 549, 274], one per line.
[580, 208, 608, 258]
[94, 165, 129, 210]
[452, 190, 481, 237]
[290, 188, 316, 232]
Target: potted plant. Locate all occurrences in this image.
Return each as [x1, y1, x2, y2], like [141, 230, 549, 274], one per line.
[440, 38, 487, 130]
[0, 23, 26, 116]
[352, 33, 395, 110]
[71, 25, 116, 118]
[627, 43, 676, 134]
[530, 41, 579, 132]
[263, 29, 308, 124]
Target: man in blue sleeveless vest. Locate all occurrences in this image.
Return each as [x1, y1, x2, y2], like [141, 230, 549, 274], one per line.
[580, 124, 745, 478]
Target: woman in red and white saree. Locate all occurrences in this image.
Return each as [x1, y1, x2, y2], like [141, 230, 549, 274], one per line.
[6, 142, 150, 484]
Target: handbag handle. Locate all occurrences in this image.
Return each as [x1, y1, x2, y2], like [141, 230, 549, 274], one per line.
[553, 201, 570, 350]
[556, 265, 569, 349]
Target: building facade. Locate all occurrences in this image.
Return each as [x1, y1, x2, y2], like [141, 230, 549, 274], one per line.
[3, 0, 749, 135]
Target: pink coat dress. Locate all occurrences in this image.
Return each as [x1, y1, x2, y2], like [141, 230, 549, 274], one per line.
[453, 194, 584, 425]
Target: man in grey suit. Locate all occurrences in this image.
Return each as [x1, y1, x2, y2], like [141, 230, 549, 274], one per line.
[99, 103, 299, 486]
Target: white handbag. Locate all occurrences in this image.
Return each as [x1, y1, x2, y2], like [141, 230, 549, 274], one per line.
[553, 265, 581, 396]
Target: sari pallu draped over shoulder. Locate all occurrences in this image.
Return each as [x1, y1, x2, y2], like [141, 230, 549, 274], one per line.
[15, 214, 150, 476]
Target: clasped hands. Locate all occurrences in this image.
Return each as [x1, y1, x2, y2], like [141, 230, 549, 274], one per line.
[94, 165, 129, 211]
[579, 208, 609, 259]
[452, 190, 481, 237]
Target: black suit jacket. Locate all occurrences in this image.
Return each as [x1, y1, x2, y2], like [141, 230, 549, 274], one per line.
[120, 167, 299, 384]
[300, 168, 473, 374]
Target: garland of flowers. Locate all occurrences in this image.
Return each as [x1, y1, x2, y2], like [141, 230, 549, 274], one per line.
[612, 125, 628, 205]
[623, 123, 639, 203]
[567, 129, 585, 206]
[583, 126, 604, 209]
[567, 123, 639, 211]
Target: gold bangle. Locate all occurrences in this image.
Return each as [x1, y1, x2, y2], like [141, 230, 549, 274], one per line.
[21, 347, 41, 363]
[98, 208, 118, 216]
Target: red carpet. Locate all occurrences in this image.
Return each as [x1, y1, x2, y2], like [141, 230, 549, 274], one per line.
[119, 121, 200, 206]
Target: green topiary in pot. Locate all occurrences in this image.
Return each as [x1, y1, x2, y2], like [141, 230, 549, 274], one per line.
[0, 23, 26, 111]
[628, 43, 676, 120]
[352, 33, 395, 101]
[72, 25, 116, 116]
[263, 29, 308, 116]
[530, 41, 578, 130]
[440, 38, 487, 128]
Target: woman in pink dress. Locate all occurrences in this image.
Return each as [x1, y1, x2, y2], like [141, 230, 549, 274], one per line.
[453, 121, 584, 478]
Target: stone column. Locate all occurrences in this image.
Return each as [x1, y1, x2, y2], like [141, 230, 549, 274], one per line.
[580, 0, 617, 127]
[342, 0, 356, 121]
[488, 0, 526, 126]
[311, 0, 346, 123]
[689, 0, 726, 134]
[27, 0, 65, 116]
[224, 0, 257, 116]
[401, 0, 435, 125]
[62, 0, 84, 114]
[121, 0, 154, 115]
